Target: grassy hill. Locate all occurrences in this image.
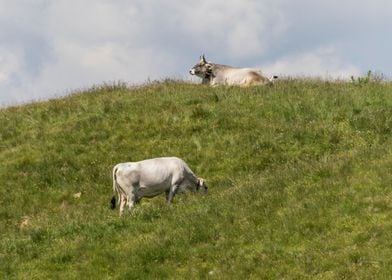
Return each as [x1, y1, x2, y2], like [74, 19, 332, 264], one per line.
[1, 80, 392, 279]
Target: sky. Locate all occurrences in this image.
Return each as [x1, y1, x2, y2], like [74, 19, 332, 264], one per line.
[1, 0, 391, 106]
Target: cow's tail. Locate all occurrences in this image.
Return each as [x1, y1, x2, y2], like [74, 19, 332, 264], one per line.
[111, 166, 119, 209]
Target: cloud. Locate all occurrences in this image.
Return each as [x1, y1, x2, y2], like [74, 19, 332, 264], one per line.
[174, 0, 285, 57]
[0, 48, 21, 84]
[0, 0, 177, 105]
[264, 47, 361, 79]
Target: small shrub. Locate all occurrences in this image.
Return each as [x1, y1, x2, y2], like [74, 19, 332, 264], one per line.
[351, 70, 385, 86]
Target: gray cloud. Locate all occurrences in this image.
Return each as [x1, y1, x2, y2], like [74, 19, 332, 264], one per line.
[0, 0, 391, 106]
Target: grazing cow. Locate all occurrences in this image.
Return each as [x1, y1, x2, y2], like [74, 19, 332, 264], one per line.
[111, 157, 208, 216]
[189, 54, 277, 86]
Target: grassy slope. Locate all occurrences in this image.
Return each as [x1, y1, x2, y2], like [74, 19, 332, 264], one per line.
[1, 80, 392, 279]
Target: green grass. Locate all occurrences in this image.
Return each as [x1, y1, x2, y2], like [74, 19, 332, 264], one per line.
[1, 79, 392, 279]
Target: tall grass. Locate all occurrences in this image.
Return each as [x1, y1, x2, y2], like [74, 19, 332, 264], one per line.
[1, 80, 392, 279]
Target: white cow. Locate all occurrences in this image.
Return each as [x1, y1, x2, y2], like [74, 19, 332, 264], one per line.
[111, 157, 208, 216]
[189, 54, 277, 86]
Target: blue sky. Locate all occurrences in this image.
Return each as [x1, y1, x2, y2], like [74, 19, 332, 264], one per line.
[1, 0, 391, 106]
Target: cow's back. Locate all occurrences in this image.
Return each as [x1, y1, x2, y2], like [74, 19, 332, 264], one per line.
[213, 66, 269, 86]
[116, 157, 197, 187]
[136, 157, 190, 185]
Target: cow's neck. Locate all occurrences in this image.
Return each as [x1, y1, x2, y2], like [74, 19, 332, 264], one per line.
[202, 69, 214, 84]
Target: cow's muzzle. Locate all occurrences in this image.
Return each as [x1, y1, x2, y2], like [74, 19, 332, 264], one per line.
[196, 178, 208, 194]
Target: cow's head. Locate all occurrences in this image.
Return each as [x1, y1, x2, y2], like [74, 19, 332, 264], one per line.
[196, 177, 208, 194]
[189, 54, 213, 78]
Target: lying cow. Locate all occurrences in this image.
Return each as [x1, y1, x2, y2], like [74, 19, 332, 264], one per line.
[189, 54, 277, 86]
[111, 157, 208, 216]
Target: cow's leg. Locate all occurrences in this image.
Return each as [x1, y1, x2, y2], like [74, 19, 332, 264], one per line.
[165, 189, 171, 203]
[166, 184, 179, 204]
[119, 195, 127, 216]
[126, 195, 135, 210]
[126, 188, 138, 210]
